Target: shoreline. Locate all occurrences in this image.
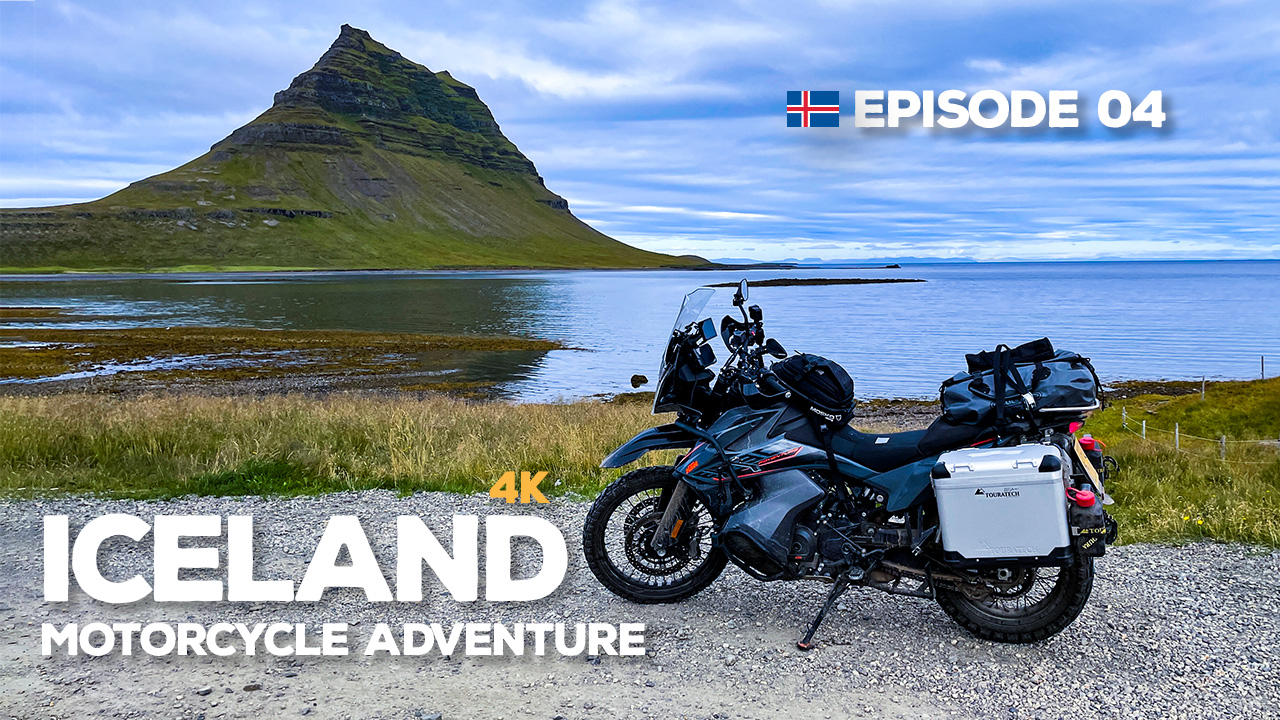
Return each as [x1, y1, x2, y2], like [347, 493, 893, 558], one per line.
[0, 366, 1253, 417]
[0, 264, 724, 278]
[0, 326, 563, 398]
[3, 257, 1280, 279]
[0, 373, 1233, 405]
[3, 308, 1248, 404]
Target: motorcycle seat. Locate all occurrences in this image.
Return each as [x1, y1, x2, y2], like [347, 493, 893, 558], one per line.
[832, 417, 994, 473]
[831, 427, 929, 473]
[917, 416, 993, 456]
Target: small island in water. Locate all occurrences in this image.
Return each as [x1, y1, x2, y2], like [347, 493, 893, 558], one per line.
[707, 277, 925, 288]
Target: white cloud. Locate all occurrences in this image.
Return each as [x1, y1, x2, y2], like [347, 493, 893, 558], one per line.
[384, 0, 786, 101]
[3, 0, 1280, 260]
[394, 29, 735, 100]
[966, 58, 1007, 73]
[607, 204, 777, 220]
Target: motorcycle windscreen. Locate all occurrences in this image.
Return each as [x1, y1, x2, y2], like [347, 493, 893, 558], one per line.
[671, 287, 714, 333]
[653, 287, 715, 414]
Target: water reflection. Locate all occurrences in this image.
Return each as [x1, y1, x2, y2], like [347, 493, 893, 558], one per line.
[3, 262, 1279, 400]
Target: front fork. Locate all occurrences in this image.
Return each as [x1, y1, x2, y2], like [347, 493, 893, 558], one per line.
[649, 481, 689, 555]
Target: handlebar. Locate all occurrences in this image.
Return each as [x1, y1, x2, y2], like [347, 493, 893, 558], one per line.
[718, 305, 784, 389]
[664, 283, 790, 423]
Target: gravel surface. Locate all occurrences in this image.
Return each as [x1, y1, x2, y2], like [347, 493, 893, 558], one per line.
[2, 492, 1277, 720]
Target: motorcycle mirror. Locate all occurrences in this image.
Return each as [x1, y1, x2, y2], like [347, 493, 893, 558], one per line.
[733, 279, 749, 306]
[764, 338, 787, 358]
[748, 304, 763, 322]
[698, 317, 717, 342]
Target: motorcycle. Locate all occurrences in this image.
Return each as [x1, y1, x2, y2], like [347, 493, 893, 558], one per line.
[583, 280, 1118, 647]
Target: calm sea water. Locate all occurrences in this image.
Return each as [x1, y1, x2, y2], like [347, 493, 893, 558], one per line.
[2, 261, 1278, 401]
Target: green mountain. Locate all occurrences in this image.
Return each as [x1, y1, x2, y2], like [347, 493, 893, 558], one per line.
[0, 25, 702, 271]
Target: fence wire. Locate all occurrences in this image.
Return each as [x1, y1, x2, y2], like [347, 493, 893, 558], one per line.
[1118, 422, 1280, 466]
[1135, 423, 1270, 444]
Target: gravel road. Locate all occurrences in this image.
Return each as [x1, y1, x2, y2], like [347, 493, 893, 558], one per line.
[1, 492, 1276, 720]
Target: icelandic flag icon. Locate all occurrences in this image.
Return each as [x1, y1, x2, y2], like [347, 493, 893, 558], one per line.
[787, 91, 840, 127]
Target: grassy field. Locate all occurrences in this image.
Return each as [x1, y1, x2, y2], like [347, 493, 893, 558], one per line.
[0, 394, 667, 499]
[0, 379, 1277, 546]
[1087, 377, 1280, 546]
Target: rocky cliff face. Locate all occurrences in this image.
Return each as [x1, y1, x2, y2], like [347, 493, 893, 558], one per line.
[215, 25, 542, 178]
[0, 26, 698, 270]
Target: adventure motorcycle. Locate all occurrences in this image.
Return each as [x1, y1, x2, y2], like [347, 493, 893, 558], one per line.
[583, 280, 1118, 647]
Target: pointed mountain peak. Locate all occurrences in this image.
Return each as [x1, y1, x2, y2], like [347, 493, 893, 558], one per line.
[2, 25, 701, 270]
[318, 24, 403, 69]
[338, 23, 368, 39]
[216, 26, 532, 174]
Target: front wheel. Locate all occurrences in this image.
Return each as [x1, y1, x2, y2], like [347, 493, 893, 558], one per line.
[583, 466, 727, 603]
[935, 558, 1094, 643]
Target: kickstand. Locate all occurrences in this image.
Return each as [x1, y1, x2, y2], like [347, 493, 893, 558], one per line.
[796, 574, 851, 651]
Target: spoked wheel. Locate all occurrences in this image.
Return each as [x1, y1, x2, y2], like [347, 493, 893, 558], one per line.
[583, 466, 727, 603]
[935, 558, 1094, 643]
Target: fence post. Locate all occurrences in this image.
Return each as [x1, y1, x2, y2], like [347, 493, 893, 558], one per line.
[1220, 435, 1226, 460]
[1142, 419, 1147, 439]
[1175, 423, 1180, 450]
[1122, 406, 1127, 427]
[1201, 376, 1206, 401]
[1263, 355, 1267, 380]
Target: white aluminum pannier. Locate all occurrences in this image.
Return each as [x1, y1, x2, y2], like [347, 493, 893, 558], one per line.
[931, 444, 1071, 562]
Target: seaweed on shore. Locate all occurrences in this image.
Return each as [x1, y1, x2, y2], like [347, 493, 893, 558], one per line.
[0, 326, 561, 388]
[0, 306, 64, 319]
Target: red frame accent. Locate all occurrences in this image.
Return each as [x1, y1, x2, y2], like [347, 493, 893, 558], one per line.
[758, 446, 802, 466]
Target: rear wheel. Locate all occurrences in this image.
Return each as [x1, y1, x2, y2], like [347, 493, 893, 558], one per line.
[935, 558, 1094, 643]
[583, 466, 727, 603]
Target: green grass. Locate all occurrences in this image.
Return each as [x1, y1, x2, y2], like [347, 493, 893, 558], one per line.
[0, 394, 669, 498]
[0, 266, 323, 274]
[1, 381, 1277, 547]
[1087, 377, 1280, 546]
[0, 146, 701, 271]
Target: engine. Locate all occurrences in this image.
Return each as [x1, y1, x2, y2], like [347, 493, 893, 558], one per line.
[718, 469, 824, 579]
[788, 514, 917, 577]
[717, 469, 921, 581]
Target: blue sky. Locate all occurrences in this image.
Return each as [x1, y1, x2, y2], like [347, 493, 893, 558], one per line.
[2, 0, 1279, 261]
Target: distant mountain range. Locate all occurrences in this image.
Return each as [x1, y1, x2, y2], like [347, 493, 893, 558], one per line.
[0, 25, 702, 271]
[712, 257, 966, 266]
